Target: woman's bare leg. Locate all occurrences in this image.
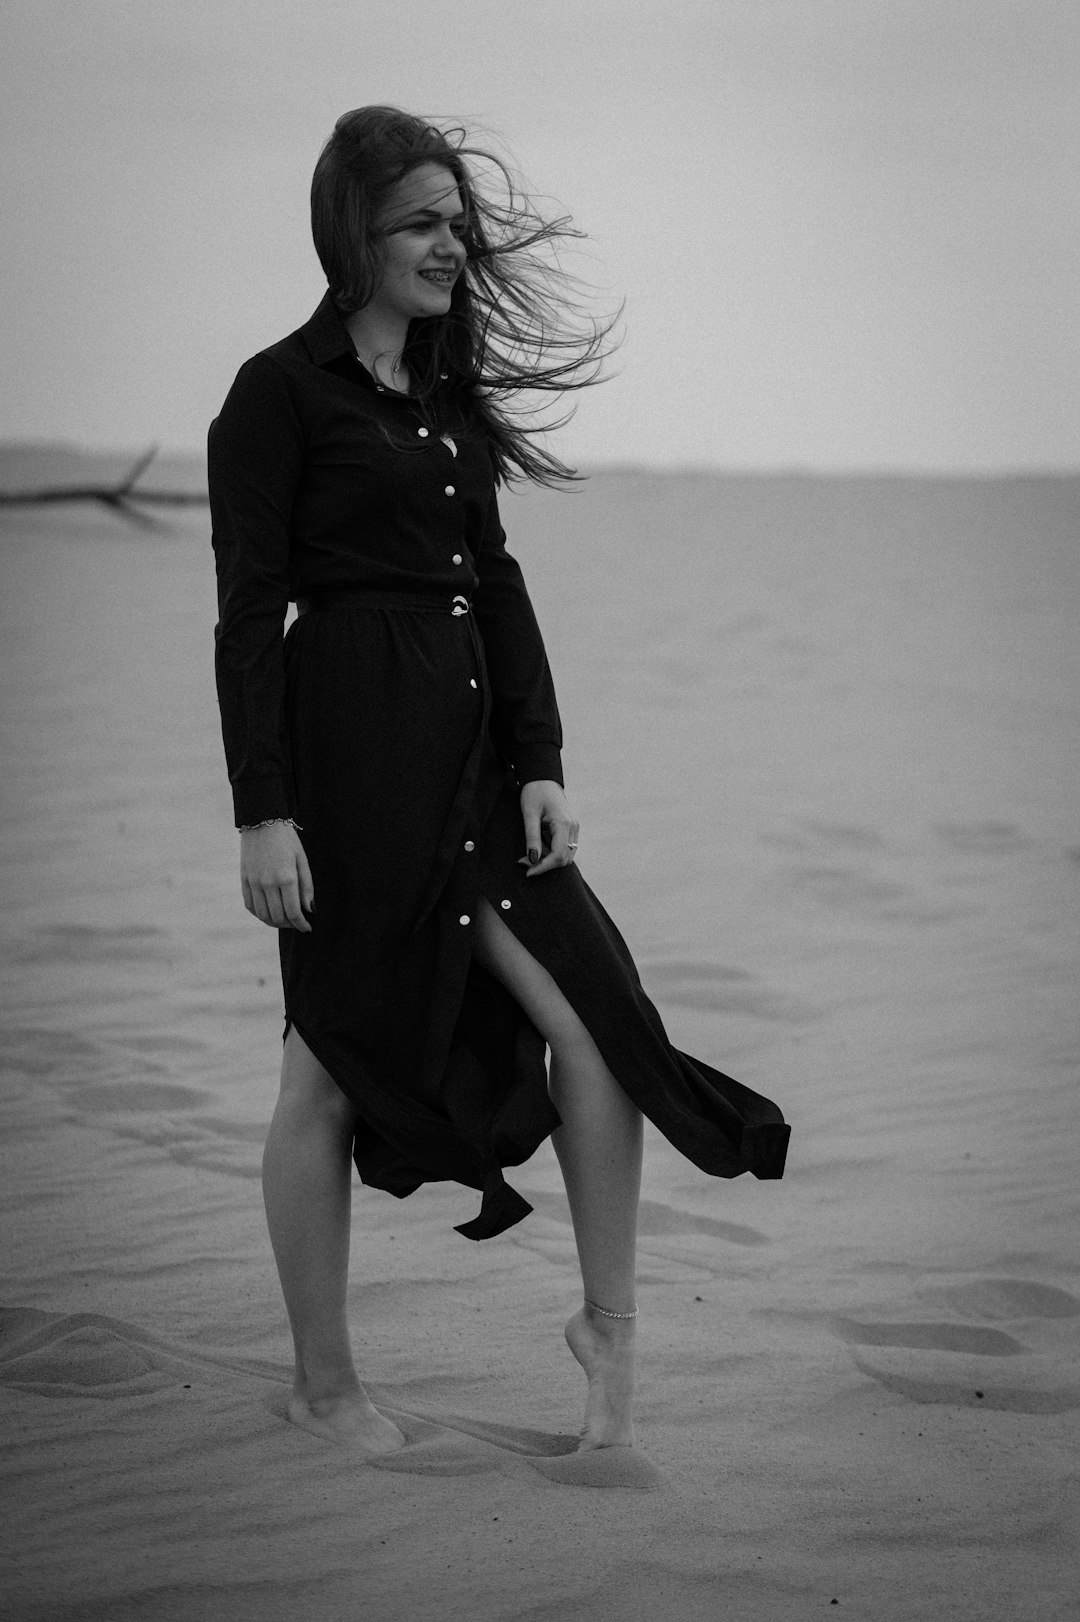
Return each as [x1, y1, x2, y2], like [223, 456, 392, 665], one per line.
[261, 1025, 404, 1453]
[473, 900, 643, 1448]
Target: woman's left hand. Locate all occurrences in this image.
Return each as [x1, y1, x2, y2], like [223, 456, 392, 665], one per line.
[519, 780, 580, 877]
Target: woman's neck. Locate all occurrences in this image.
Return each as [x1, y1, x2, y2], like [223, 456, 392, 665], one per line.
[344, 309, 411, 392]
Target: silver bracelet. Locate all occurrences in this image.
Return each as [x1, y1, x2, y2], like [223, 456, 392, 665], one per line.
[584, 1298, 639, 1320]
[237, 817, 303, 833]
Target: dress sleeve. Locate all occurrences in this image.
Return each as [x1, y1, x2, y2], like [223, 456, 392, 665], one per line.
[472, 476, 564, 788]
[208, 353, 304, 827]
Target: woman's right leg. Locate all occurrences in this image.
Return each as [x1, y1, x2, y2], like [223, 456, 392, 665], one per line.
[261, 1024, 404, 1452]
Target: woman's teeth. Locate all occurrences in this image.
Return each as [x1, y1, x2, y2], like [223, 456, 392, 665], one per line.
[419, 270, 454, 283]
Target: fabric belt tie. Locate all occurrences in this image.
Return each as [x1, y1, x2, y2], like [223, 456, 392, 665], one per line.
[295, 589, 471, 617]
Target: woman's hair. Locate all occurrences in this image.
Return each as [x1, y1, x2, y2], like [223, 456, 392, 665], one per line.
[310, 105, 619, 485]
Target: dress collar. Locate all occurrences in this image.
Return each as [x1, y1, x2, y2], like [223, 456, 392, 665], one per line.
[298, 291, 355, 368]
[297, 289, 452, 403]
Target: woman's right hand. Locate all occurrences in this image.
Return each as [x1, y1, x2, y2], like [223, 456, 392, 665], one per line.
[240, 822, 314, 932]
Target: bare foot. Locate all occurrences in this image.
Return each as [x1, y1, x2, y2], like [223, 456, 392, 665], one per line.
[565, 1305, 636, 1450]
[288, 1385, 405, 1455]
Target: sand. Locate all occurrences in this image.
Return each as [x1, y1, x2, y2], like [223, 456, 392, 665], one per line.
[1, 464, 1078, 1620]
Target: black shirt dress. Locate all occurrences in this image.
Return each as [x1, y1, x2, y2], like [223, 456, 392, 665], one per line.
[209, 293, 790, 1240]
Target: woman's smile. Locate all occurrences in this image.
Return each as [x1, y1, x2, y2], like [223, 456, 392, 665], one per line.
[370, 162, 468, 320]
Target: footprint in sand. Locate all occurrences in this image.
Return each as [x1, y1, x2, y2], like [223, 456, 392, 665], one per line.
[783, 860, 982, 927]
[2, 1026, 244, 1176]
[830, 1318, 1025, 1357]
[849, 1350, 1080, 1415]
[366, 1406, 661, 1489]
[111, 1033, 212, 1059]
[931, 820, 1031, 856]
[523, 1190, 770, 1249]
[54, 1069, 264, 1181]
[833, 1278, 1080, 1414]
[268, 1375, 661, 1488]
[65, 1078, 213, 1113]
[1, 1027, 213, 1112]
[760, 817, 886, 856]
[766, 817, 984, 925]
[784, 1154, 889, 1186]
[924, 1278, 1080, 1322]
[799, 817, 888, 852]
[1, 1024, 111, 1083]
[14, 922, 174, 965]
[0, 1308, 662, 1487]
[786, 864, 909, 914]
[641, 960, 818, 1025]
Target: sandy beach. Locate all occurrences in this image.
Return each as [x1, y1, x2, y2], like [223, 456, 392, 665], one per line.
[1, 463, 1078, 1620]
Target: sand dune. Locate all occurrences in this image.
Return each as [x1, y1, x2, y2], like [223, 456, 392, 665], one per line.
[1, 468, 1078, 1618]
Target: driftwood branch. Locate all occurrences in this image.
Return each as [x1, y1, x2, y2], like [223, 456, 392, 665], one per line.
[0, 445, 208, 528]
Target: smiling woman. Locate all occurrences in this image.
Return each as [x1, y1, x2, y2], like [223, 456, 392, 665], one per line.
[208, 104, 790, 1463]
[342, 165, 469, 384]
[307, 104, 615, 484]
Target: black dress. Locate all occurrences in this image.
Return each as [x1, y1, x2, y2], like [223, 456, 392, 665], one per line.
[209, 294, 790, 1239]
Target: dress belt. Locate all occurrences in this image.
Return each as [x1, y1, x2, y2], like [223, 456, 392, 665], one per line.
[295, 588, 471, 617]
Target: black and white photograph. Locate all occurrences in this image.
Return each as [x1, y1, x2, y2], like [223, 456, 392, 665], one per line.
[1, 3, 1077, 1618]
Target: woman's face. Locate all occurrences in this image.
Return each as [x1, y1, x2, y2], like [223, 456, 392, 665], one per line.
[370, 162, 468, 323]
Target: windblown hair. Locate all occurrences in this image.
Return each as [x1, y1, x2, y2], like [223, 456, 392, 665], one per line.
[310, 105, 619, 485]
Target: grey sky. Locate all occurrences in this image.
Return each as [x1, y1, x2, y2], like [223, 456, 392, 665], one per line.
[2, 0, 1077, 468]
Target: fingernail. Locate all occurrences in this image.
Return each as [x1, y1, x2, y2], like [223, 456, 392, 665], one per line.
[529, 848, 539, 865]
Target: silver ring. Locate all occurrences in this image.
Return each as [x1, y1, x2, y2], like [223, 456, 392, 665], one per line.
[567, 841, 579, 850]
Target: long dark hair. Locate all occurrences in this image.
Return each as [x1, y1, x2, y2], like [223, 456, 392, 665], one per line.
[310, 106, 619, 485]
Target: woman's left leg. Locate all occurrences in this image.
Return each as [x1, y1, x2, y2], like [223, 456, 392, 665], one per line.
[472, 898, 643, 1449]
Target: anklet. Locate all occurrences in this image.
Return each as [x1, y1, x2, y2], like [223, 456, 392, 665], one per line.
[584, 1298, 638, 1320]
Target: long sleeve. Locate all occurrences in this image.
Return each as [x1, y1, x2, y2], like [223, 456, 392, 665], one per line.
[208, 354, 304, 826]
[472, 481, 564, 788]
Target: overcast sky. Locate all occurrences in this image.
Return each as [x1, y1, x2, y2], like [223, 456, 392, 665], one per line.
[2, 0, 1077, 470]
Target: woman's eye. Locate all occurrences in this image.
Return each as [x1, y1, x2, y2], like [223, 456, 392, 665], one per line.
[399, 218, 466, 241]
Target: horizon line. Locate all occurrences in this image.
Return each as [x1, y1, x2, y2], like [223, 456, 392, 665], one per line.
[1, 437, 1078, 484]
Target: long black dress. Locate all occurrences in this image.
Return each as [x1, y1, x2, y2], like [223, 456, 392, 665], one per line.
[209, 293, 789, 1239]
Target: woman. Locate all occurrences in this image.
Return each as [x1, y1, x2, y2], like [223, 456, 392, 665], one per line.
[209, 106, 789, 1458]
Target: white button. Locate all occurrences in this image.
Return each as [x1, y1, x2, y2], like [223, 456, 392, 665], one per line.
[417, 427, 429, 438]
[452, 553, 463, 565]
[444, 485, 456, 496]
[463, 840, 475, 852]
[501, 899, 512, 910]
[469, 678, 478, 689]
[459, 914, 470, 926]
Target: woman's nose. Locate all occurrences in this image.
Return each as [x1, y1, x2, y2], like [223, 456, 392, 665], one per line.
[435, 225, 466, 260]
